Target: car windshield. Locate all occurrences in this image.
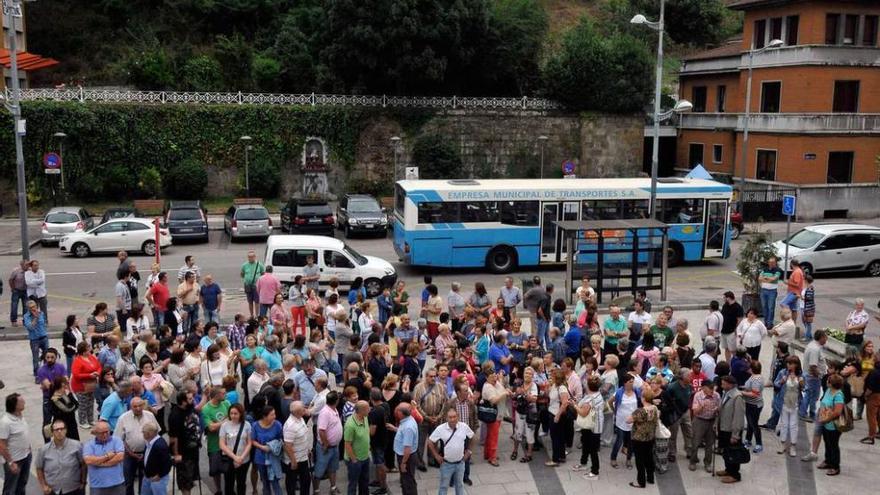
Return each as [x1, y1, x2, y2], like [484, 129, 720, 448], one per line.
[343, 244, 368, 265]
[348, 200, 381, 214]
[46, 212, 79, 224]
[298, 204, 332, 216]
[785, 228, 824, 249]
[237, 208, 269, 220]
[169, 209, 202, 221]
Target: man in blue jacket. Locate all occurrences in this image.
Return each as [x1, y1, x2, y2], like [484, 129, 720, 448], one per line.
[141, 422, 171, 495]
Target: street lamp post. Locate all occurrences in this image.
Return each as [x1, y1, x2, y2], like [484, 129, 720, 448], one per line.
[53, 132, 67, 192]
[5, 0, 28, 259]
[738, 38, 784, 209]
[538, 135, 548, 179]
[240, 136, 252, 197]
[390, 136, 401, 182]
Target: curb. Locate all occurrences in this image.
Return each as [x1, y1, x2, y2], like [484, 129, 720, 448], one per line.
[0, 237, 42, 257]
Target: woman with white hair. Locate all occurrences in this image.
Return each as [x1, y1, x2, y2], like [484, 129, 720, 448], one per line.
[770, 307, 796, 345]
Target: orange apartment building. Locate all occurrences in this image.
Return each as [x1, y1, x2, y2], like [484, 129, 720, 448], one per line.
[676, 0, 880, 187]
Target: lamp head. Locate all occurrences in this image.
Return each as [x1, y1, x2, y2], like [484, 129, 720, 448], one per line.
[240, 135, 252, 142]
[538, 135, 548, 142]
[673, 100, 693, 113]
[767, 39, 785, 49]
[53, 132, 67, 138]
[630, 14, 648, 24]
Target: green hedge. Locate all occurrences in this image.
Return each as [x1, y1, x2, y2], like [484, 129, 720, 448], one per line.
[0, 102, 406, 201]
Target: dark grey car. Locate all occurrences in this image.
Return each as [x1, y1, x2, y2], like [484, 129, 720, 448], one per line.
[336, 194, 388, 238]
[165, 201, 209, 243]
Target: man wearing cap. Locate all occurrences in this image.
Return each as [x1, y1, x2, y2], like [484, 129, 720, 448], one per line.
[720, 292, 743, 362]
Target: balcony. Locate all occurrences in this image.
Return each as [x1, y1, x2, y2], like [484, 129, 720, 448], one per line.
[679, 44, 880, 75]
[679, 113, 880, 134]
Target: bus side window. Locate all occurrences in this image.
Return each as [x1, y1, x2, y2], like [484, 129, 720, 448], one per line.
[461, 202, 499, 223]
[658, 199, 704, 224]
[417, 202, 460, 224]
[500, 201, 538, 226]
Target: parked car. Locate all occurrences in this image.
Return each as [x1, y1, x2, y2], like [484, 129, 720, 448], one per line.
[165, 200, 209, 243]
[100, 207, 142, 224]
[264, 235, 396, 297]
[224, 204, 272, 240]
[772, 223, 880, 277]
[60, 218, 171, 258]
[336, 194, 388, 238]
[41, 207, 94, 246]
[280, 199, 334, 236]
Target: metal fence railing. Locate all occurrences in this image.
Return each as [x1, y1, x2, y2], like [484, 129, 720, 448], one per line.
[11, 88, 563, 111]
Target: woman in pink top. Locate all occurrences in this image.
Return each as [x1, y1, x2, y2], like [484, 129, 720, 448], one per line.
[256, 267, 281, 316]
[270, 293, 290, 344]
[632, 332, 661, 377]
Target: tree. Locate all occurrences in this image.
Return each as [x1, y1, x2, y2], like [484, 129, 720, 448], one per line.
[214, 33, 254, 90]
[474, 0, 548, 96]
[182, 55, 224, 91]
[541, 18, 652, 112]
[164, 159, 209, 199]
[125, 45, 176, 90]
[630, 0, 726, 46]
[252, 54, 282, 92]
[411, 134, 463, 180]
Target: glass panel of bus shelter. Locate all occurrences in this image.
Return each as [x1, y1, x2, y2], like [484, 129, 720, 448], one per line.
[541, 203, 559, 259]
[704, 200, 727, 257]
[559, 202, 580, 260]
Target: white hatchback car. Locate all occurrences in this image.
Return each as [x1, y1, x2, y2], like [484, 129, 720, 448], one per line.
[60, 218, 172, 258]
[773, 223, 880, 277]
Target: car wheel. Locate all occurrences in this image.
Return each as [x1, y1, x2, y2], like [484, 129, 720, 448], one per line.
[666, 243, 683, 267]
[344, 224, 351, 238]
[40, 240, 49, 247]
[731, 226, 742, 240]
[365, 278, 383, 298]
[866, 260, 880, 277]
[142, 240, 157, 257]
[72, 242, 91, 258]
[800, 262, 814, 277]
[486, 246, 517, 274]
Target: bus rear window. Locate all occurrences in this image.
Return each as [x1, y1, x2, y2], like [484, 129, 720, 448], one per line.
[395, 185, 406, 216]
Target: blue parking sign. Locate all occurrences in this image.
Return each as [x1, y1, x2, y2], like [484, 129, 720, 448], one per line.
[782, 195, 796, 216]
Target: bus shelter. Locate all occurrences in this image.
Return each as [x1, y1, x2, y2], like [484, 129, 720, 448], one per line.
[556, 219, 670, 305]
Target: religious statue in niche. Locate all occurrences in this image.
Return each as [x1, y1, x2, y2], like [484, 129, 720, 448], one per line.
[302, 137, 328, 198]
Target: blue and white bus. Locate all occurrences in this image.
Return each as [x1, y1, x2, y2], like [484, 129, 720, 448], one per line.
[392, 177, 733, 273]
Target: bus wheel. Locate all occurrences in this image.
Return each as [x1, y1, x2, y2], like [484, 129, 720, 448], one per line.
[486, 247, 517, 274]
[666, 243, 683, 268]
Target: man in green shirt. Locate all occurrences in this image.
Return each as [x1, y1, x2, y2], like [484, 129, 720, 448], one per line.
[603, 305, 629, 356]
[240, 250, 265, 319]
[202, 387, 230, 491]
[343, 401, 371, 494]
[650, 313, 675, 348]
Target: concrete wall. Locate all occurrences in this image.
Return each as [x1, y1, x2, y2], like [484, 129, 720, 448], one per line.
[795, 182, 880, 221]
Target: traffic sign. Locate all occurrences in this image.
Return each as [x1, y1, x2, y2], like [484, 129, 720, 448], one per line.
[782, 194, 796, 216]
[43, 152, 62, 169]
[562, 160, 576, 176]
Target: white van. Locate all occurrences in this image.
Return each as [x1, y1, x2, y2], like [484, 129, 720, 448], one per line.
[264, 235, 397, 297]
[772, 224, 880, 277]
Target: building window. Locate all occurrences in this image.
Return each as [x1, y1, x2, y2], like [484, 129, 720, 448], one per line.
[864, 16, 878, 46]
[712, 145, 723, 164]
[692, 86, 707, 113]
[756, 150, 777, 181]
[786, 16, 799, 45]
[826, 14, 840, 44]
[833, 81, 860, 112]
[716, 85, 726, 112]
[844, 15, 858, 45]
[688, 143, 704, 167]
[760, 82, 781, 113]
[754, 19, 767, 48]
[770, 17, 783, 42]
[827, 152, 854, 184]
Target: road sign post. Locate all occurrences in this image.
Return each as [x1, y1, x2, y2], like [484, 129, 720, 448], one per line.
[153, 218, 162, 265]
[781, 194, 796, 281]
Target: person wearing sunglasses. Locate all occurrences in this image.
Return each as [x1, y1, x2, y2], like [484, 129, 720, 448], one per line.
[35, 420, 86, 495]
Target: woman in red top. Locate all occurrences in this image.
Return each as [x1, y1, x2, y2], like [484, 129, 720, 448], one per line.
[70, 341, 100, 427]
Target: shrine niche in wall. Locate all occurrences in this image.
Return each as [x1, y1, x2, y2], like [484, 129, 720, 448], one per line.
[302, 137, 328, 198]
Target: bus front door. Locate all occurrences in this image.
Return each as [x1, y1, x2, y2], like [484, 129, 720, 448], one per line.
[540, 201, 580, 263]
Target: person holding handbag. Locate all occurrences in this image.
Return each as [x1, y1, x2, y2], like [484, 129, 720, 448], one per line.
[817, 374, 846, 476]
[480, 369, 509, 467]
[736, 309, 768, 363]
[70, 342, 100, 428]
[573, 376, 604, 479]
[716, 375, 746, 484]
[628, 387, 659, 488]
[219, 404, 251, 495]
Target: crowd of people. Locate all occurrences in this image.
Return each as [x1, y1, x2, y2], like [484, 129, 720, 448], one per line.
[1, 251, 879, 495]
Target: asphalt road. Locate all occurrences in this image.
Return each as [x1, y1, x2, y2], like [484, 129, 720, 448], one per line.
[2, 220, 878, 338]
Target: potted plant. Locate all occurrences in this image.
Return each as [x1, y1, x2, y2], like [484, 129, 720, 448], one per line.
[736, 230, 778, 315]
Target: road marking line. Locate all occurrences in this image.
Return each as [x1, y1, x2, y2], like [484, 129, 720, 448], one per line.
[52, 294, 99, 303]
[46, 271, 97, 276]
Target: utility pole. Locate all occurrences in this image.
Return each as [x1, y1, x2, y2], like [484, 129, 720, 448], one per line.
[6, 0, 29, 260]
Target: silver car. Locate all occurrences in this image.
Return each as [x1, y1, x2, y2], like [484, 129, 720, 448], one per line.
[224, 204, 272, 240]
[41, 207, 94, 246]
